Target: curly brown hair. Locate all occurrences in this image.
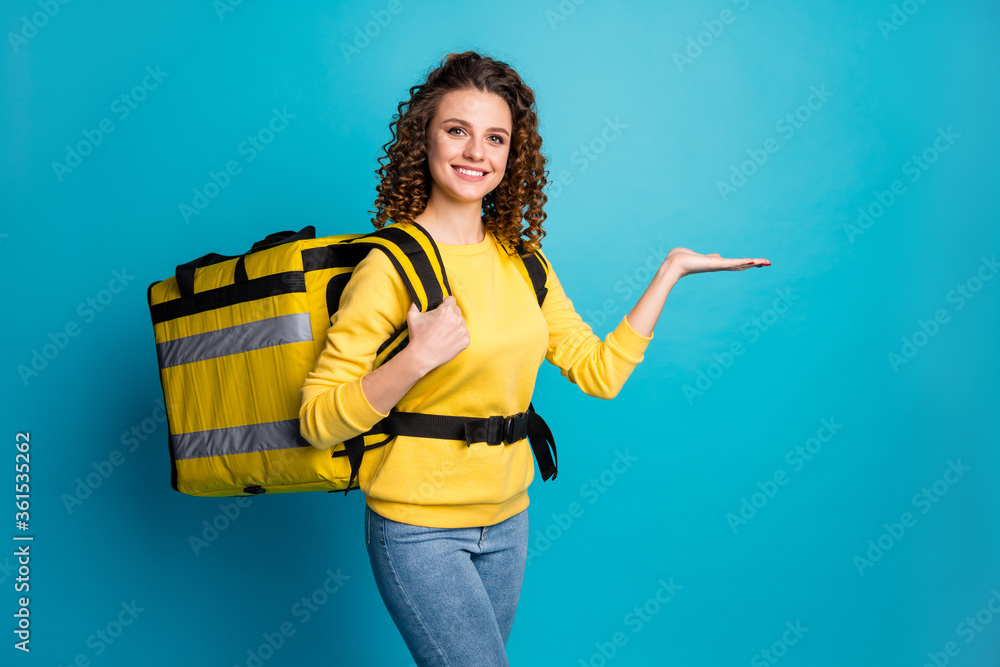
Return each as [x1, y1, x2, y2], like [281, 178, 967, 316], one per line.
[370, 51, 548, 253]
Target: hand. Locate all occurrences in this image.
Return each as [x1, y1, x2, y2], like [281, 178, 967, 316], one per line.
[404, 295, 470, 373]
[663, 248, 771, 280]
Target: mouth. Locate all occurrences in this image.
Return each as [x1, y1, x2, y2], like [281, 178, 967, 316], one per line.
[452, 165, 488, 181]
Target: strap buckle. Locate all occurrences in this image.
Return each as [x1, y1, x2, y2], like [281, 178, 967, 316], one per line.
[483, 413, 529, 446]
[484, 416, 504, 446]
[504, 412, 529, 444]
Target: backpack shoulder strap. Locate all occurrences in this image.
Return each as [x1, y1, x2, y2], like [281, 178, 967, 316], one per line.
[500, 237, 550, 308]
[348, 221, 452, 312]
[338, 222, 453, 493]
[344, 221, 453, 371]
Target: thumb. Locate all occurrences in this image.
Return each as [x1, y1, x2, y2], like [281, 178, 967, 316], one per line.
[406, 300, 420, 322]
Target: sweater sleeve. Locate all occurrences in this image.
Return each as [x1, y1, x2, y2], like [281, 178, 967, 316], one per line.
[540, 251, 653, 400]
[299, 248, 409, 450]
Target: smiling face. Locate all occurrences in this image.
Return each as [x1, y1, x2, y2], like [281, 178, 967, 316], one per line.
[424, 88, 513, 206]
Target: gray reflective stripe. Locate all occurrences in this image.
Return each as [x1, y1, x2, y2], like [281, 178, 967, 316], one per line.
[171, 419, 311, 460]
[157, 312, 312, 369]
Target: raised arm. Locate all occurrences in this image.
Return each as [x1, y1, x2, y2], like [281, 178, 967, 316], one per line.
[541, 256, 653, 400]
[541, 247, 770, 399]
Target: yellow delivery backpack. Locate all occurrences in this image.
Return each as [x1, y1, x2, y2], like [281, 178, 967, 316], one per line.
[147, 223, 558, 497]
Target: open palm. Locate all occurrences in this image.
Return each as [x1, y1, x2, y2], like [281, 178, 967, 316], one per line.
[665, 247, 771, 279]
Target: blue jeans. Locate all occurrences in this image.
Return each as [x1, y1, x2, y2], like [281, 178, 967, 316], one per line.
[365, 504, 529, 666]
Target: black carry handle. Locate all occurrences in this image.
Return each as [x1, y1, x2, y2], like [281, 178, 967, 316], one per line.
[175, 252, 240, 299]
[174, 226, 316, 299]
[250, 226, 316, 252]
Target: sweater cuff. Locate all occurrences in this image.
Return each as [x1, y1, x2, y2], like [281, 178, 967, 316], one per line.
[607, 315, 654, 363]
[341, 376, 390, 429]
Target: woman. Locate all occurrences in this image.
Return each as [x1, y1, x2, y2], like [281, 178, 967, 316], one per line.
[299, 51, 769, 666]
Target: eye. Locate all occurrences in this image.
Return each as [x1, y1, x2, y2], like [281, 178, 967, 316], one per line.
[488, 135, 505, 145]
[446, 126, 465, 136]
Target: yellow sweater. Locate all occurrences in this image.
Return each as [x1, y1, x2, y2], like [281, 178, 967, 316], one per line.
[299, 224, 653, 528]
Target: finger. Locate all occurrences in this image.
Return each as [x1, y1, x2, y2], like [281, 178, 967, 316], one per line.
[436, 297, 459, 315]
[405, 301, 421, 326]
[721, 258, 757, 270]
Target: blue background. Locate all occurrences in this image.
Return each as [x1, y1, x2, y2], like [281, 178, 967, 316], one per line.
[3, 1, 999, 665]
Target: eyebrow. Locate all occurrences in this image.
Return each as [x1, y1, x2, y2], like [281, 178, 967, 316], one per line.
[441, 118, 510, 137]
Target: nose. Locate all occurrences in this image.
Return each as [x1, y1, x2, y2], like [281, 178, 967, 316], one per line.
[463, 136, 484, 162]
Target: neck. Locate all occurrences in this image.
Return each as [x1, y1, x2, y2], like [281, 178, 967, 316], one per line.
[414, 186, 486, 245]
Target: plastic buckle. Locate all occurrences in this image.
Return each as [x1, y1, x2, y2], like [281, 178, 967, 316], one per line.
[485, 416, 504, 446]
[503, 413, 528, 444]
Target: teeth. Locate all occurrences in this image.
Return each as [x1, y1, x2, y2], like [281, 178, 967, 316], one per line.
[455, 167, 485, 177]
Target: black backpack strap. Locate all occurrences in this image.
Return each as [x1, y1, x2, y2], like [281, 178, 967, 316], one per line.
[350, 222, 452, 311]
[341, 435, 364, 493]
[354, 223, 454, 383]
[502, 237, 549, 307]
[332, 405, 558, 494]
[338, 434, 394, 493]
[334, 222, 453, 494]
[525, 402, 558, 481]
